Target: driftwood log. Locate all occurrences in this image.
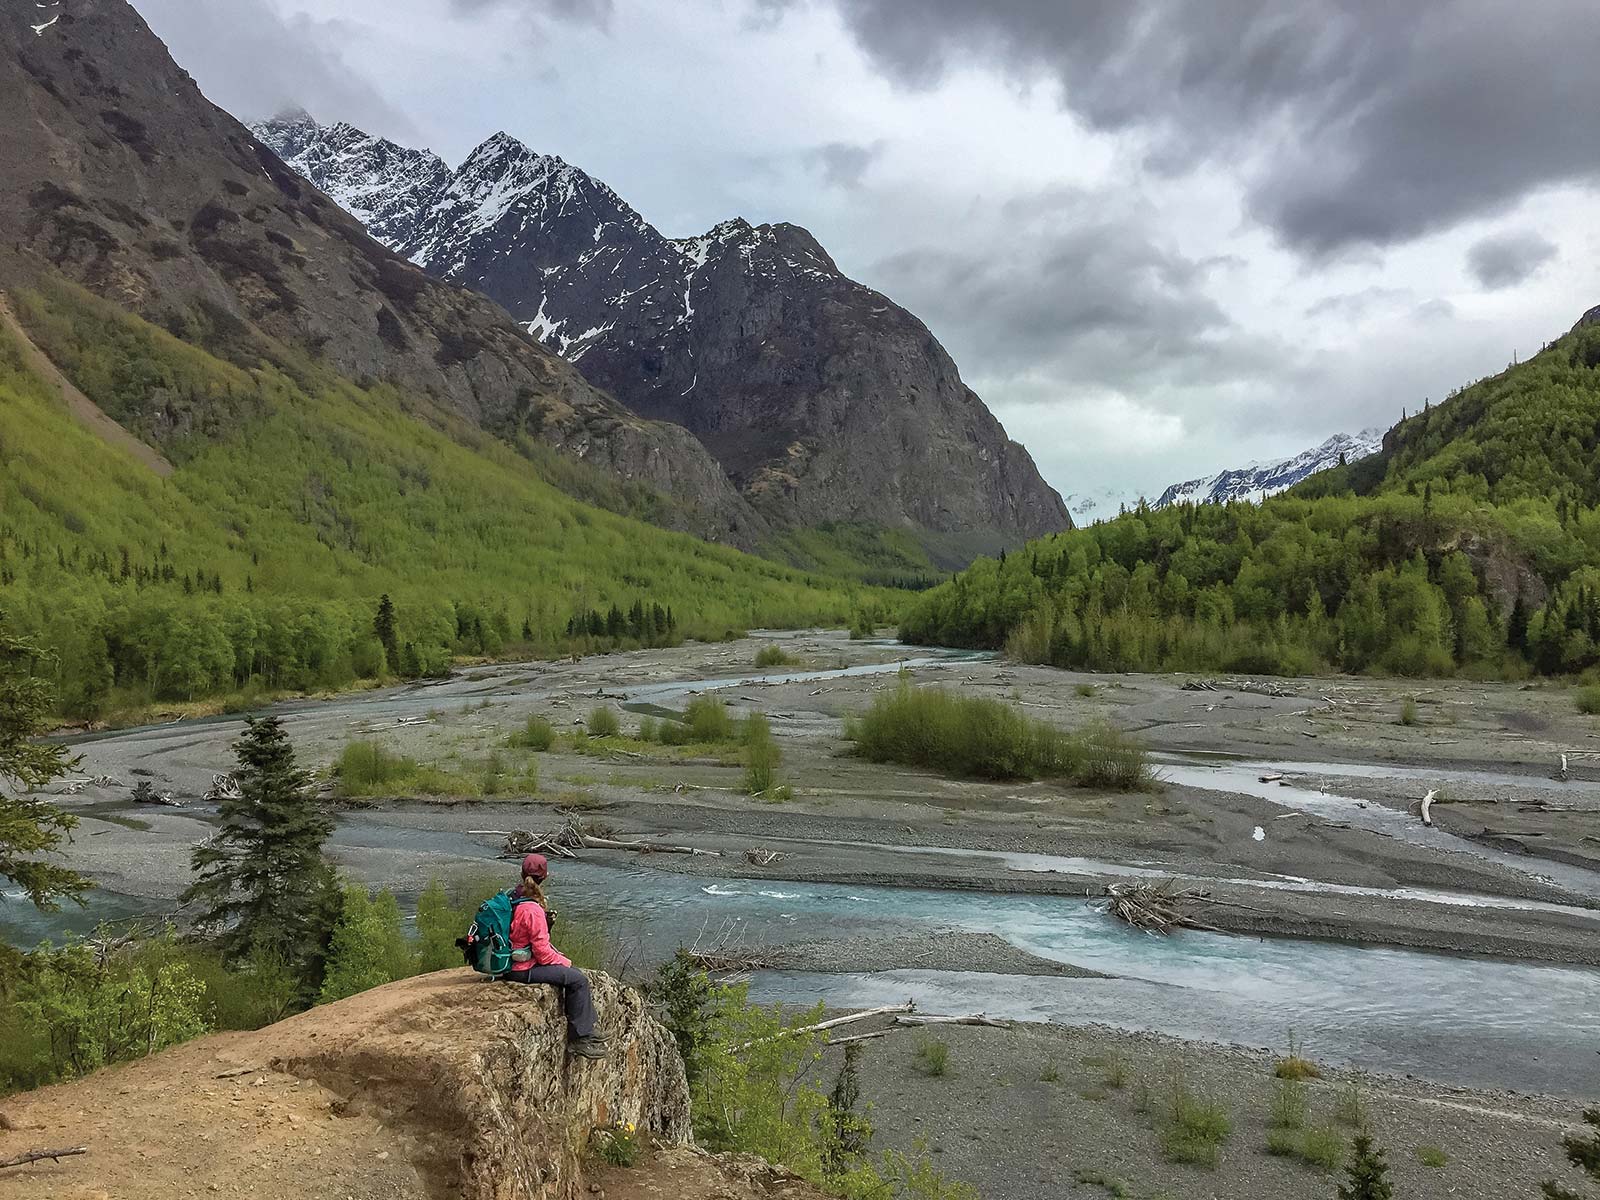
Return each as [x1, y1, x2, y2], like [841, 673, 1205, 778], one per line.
[732, 1002, 916, 1052]
[0, 1146, 88, 1170]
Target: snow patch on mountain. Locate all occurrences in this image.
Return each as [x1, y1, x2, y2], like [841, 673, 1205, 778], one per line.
[1153, 429, 1385, 509]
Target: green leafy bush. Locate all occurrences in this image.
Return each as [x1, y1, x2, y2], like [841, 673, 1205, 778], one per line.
[1576, 686, 1600, 715]
[587, 706, 621, 738]
[754, 644, 796, 668]
[510, 715, 556, 750]
[844, 683, 1150, 789]
[318, 886, 410, 1003]
[1159, 1074, 1232, 1168]
[743, 712, 782, 796]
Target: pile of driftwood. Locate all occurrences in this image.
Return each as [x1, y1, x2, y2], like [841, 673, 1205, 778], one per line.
[492, 818, 723, 860]
[743, 847, 785, 867]
[1096, 879, 1221, 934]
[1181, 678, 1296, 698]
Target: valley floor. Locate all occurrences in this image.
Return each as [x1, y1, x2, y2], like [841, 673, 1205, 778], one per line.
[20, 631, 1600, 1199]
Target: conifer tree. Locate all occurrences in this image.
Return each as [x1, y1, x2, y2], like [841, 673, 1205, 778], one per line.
[0, 614, 89, 910]
[184, 716, 336, 975]
[1338, 1131, 1394, 1200]
[373, 594, 399, 673]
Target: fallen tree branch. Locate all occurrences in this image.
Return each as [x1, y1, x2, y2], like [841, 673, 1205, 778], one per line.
[1420, 788, 1438, 827]
[732, 1002, 915, 1052]
[893, 1013, 1010, 1029]
[824, 1030, 895, 1047]
[0, 1146, 88, 1170]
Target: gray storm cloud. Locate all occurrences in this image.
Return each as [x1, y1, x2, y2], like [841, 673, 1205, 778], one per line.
[1466, 230, 1559, 291]
[770, 0, 1600, 256]
[132, 0, 421, 135]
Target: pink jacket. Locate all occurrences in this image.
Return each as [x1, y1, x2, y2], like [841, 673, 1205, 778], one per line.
[509, 901, 570, 968]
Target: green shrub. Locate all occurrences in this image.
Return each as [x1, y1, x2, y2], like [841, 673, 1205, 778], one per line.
[1039, 1061, 1061, 1082]
[333, 739, 412, 794]
[1335, 1079, 1367, 1128]
[510, 715, 556, 750]
[1269, 1079, 1308, 1130]
[1300, 1125, 1348, 1171]
[1398, 697, 1419, 726]
[637, 716, 659, 742]
[754, 644, 795, 668]
[685, 695, 735, 742]
[1416, 1144, 1448, 1168]
[8, 933, 210, 1085]
[318, 885, 409, 1003]
[743, 712, 782, 796]
[591, 1123, 640, 1167]
[913, 1036, 950, 1077]
[414, 878, 466, 972]
[587, 706, 621, 738]
[1160, 1076, 1232, 1168]
[1074, 683, 1096, 698]
[844, 682, 1150, 789]
[1266, 1128, 1300, 1157]
[1576, 686, 1600, 716]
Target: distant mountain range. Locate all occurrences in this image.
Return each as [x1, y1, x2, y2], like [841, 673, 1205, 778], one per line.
[1063, 428, 1385, 524]
[252, 114, 1069, 566]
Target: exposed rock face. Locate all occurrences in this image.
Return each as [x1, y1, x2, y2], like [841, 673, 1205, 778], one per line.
[1575, 303, 1600, 331]
[0, 0, 766, 545]
[254, 116, 1070, 565]
[0, 970, 690, 1200]
[271, 971, 690, 1199]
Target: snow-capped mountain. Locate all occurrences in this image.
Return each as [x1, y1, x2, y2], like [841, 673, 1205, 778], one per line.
[1061, 487, 1135, 526]
[252, 115, 1069, 562]
[1153, 429, 1385, 509]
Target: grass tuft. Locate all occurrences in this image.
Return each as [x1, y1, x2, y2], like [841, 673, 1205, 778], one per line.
[1416, 1144, 1448, 1168]
[1576, 685, 1600, 716]
[587, 706, 621, 738]
[913, 1036, 950, 1077]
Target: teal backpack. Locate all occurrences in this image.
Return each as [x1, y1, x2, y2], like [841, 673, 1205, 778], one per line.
[460, 889, 534, 976]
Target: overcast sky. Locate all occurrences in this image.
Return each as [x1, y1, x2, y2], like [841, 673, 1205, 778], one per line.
[132, 0, 1600, 503]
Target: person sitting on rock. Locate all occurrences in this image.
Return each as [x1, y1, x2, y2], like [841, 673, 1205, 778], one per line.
[505, 852, 608, 1059]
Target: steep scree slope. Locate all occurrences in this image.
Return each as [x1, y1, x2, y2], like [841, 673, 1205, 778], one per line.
[255, 115, 1070, 565]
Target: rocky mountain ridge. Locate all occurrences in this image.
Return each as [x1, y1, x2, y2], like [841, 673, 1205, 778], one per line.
[0, 0, 767, 545]
[253, 114, 1070, 565]
[1062, 428, 1386, 524]
[1153, 428, 1385, 510]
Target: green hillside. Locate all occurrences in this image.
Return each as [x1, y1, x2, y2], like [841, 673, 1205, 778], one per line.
[0, 283, 882, 718]
[901, 319, 1600, 680]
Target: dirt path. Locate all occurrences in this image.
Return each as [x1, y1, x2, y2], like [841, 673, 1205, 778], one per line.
[0, 291, 173, 476]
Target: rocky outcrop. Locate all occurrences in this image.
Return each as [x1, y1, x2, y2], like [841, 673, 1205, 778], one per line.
[0, 970, 689, 1200]
[0, 0, 766, 545]
[254, 116, 1071, 565]
[1573, 303, 1600, 331]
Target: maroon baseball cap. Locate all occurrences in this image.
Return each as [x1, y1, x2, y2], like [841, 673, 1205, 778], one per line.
[520, 853, 549, 881]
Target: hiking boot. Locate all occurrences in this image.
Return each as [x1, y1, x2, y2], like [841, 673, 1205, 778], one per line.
[570, 1035, 609, 1060]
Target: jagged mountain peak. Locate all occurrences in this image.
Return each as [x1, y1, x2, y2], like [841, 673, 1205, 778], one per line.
[1154, 427, 1385, 509]
[254, 116, 1070, 562]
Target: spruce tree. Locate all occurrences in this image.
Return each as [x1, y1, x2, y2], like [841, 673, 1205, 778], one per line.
[373, 594, 399, 673]
[0, 614, 90, 909]
[184, 716, 336, 974]
[1338, 1131, 1394, 1200]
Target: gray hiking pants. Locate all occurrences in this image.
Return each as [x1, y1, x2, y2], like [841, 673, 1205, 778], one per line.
[504, 964, 596, 1038]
